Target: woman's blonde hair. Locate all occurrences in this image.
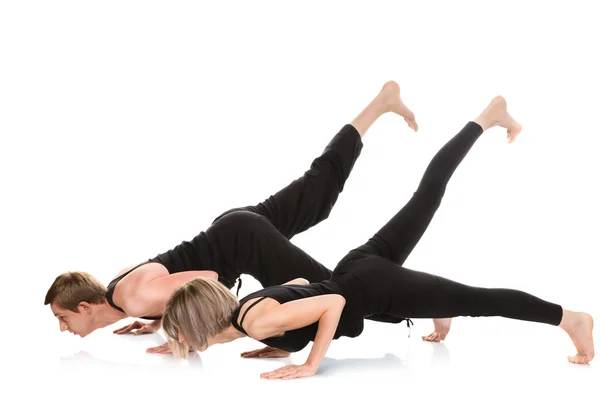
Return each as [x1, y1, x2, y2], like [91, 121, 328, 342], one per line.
[162, 277, 239, 358]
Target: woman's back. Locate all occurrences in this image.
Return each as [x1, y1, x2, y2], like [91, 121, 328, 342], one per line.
[232, 281, 364, 352]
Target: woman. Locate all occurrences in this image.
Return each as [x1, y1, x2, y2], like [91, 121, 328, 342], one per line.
[161, 95, 594, 378]
[44, 81, 419, 353]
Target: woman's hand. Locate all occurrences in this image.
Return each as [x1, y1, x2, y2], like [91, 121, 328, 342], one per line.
[146, 342, 172, 354]
[260, 362, 318, 380]
[240, 346, 290, 358]
[245, 294, 345, 379]
[146, 342, 196, 354]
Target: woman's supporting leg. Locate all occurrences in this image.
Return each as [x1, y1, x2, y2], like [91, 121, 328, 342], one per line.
[213, 81, 418, 240]
[361, 255, 594, 364]
[385, 262, 564, 324]
[340, 252, 594, 364]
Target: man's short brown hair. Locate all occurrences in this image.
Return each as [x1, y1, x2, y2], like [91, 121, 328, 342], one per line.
[45, 271, 107, 311]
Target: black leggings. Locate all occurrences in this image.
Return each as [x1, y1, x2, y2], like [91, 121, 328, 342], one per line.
[339, 121, 563, 325]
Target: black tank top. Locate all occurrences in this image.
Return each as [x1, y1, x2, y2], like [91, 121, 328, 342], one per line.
[133, 210, 284, 298]
[105, 261, 162, 320]
[231, 280, 365, 353]
[104, 211, 245, 319]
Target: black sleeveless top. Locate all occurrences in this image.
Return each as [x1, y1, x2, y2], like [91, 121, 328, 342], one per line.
[104, 206, 334, 320]
[105, 261, 163, 320]
[231, 280, 365, 353]
[103, 210, 249, 319]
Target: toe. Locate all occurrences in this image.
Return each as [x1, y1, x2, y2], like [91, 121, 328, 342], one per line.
[568, 355, 588, 364]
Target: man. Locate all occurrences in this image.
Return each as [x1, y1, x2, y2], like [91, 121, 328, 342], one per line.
[45, 80, 419, 354]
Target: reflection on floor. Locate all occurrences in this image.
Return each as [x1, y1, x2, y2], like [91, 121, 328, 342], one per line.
[29, 316, 597, 398]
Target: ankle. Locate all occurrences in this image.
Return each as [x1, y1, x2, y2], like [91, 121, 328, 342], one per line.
[473, 115, 495, 131]
[559, 309, 577, 330]
[372, 95, 392, 114]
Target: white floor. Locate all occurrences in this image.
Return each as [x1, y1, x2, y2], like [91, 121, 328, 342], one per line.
[17, 305, 597, 400]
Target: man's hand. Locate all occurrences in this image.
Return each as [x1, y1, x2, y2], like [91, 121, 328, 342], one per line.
[241, 346, 291, 358]
[113, 320, 161, 335]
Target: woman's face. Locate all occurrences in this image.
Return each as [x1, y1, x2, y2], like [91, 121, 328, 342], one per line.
[179, 330, 209, 352]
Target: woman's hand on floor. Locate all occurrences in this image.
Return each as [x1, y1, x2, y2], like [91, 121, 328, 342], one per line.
[260, 363, 318, 380]
[146, 342, 195, 354]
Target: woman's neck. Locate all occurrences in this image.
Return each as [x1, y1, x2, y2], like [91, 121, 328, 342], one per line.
[215, 323, 247, 344]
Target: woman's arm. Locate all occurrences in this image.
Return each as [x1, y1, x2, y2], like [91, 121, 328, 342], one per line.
[238, 277, 309, 358]
[303, 296, 346, 371]
[244, 294, 346, 379]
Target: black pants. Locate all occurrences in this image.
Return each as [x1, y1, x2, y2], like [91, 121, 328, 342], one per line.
[336, 121, 563, 326]
[204, 124, 363, 291]
[214, 124, 363, 240]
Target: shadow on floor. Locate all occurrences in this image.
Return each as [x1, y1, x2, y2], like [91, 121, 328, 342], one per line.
[317, 341, 450, 376]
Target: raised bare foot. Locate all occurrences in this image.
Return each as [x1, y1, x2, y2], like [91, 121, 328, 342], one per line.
[474, 96, 522, 143]
[559, 310, 595, 364]
[422, 318, 452, 342]
[377, 80, 418, 132]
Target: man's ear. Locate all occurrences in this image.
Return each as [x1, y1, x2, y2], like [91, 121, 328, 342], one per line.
[78, 301, 92, 314]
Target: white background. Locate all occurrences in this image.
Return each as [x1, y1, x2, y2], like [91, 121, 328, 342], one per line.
[1, 0, 598, 398]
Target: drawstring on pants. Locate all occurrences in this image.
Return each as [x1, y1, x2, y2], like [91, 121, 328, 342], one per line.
[406, 318, 414, 337]
[236, 277, 243, 297]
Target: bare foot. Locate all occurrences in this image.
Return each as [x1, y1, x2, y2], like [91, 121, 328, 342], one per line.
[422, 318, 452, 342]
[473, 96, 522, 143]
[559, 310, 595, 364]
[377, 80, 418, 132]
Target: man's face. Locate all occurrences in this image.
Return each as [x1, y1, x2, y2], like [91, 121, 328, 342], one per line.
[50, 302, 95, 337]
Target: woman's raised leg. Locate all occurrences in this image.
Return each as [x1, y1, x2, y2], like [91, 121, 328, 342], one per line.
[352, 96, 521, 266]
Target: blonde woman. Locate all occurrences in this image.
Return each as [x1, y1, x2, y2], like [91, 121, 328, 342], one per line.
[162, 96, 594, 379]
